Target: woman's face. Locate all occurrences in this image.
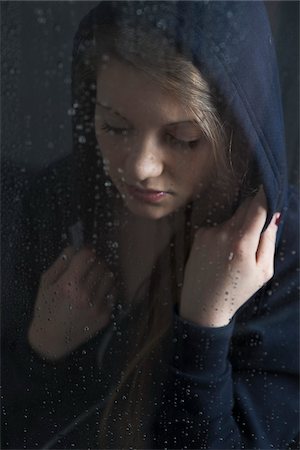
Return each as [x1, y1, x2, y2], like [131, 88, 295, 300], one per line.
[95, 57, 215, 220]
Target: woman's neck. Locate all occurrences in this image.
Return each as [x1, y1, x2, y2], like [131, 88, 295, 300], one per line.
[118, 207, 185, 304]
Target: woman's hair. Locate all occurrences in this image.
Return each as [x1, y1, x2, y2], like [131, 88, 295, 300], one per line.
[73, 16, 257, 448]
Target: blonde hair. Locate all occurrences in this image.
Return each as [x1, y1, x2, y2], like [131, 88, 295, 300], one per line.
[76, 22, 253, 448]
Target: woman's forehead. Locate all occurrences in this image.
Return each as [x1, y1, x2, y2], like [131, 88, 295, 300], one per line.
[96, 57, 198, 127]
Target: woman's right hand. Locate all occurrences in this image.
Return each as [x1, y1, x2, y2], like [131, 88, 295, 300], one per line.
[28, 246, 115, 361]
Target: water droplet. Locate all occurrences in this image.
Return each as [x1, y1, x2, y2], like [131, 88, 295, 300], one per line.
[78, 135, 86, 144]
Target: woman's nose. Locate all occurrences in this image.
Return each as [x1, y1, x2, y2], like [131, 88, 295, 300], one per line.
[124, 135, 164, 182]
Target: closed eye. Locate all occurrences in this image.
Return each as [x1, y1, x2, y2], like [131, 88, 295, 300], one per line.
[166, 133, 199, 150]
[100, 122, 131, 136]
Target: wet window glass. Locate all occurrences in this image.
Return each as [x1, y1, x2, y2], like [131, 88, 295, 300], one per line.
[2, 2, 299, 449]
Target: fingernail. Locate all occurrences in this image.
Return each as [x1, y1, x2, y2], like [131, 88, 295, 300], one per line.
[275, 213, 281, 226]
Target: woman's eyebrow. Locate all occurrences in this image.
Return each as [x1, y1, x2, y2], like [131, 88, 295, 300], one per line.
[96, 103, 198, 129]
[95, 101, 129, 122]
[165, 121, 201, 129]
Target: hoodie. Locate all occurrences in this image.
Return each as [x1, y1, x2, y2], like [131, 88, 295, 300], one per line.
[2, 2, 299, 449]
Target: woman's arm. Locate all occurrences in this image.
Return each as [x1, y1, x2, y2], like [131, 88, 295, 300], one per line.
[154, 299, 298, 449]
[2, 169, 115, 448]
[153, 188, 299, 449]
[3, 243, 115, 448]
[180, 188, 279, 327]
[28, 246, 114, 361]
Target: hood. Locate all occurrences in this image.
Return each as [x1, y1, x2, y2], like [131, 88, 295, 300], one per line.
[71, 1, 287, 228]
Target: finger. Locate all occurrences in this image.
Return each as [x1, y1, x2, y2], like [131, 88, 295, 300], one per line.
[256, 213, 279, 273]
[43, 246, 76, 285]
[64, 246, 97, 282]
[82, 263, 107, 307]
[80, 306, 111, 337]
[79, 262, 113, 306]
[225, 195, 253, 232]
[238, 187, 267, 249]
[93, 274, 115, 313]
[85, 264, 102, 294]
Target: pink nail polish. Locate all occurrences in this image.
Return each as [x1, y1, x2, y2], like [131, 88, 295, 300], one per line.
[275, 213, 281, 226]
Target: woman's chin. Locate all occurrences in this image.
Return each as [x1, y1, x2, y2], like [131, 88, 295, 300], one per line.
[123, 197, 177, 220]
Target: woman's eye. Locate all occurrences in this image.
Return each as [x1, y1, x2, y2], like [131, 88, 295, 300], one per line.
[100, 122, 130, 137]
[166, 134, 199, 149]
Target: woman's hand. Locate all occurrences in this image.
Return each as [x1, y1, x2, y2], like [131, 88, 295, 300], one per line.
[180, 189, 280, 327]
[28, 246, 115, 360]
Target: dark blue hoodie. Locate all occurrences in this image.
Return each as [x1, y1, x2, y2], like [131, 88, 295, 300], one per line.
[2, 1, 299, 449]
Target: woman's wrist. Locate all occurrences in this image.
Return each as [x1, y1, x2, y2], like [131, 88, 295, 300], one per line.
[179, 301, 233, 328]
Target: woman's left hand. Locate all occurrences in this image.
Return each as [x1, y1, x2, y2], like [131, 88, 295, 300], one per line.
[180, 188, 280, 327]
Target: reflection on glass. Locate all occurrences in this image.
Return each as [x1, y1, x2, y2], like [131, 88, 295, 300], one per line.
[2, 2, 299, 450]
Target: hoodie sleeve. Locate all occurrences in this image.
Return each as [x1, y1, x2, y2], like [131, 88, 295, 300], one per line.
[153, 189, 299, 450]
[154, 312, 298, 450]
[154, 317, 242, 449]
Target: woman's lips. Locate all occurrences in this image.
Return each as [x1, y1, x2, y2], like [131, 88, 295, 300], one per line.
[126, 184, 170, 203]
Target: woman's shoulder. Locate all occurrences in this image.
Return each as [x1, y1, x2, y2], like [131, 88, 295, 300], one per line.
[24, 155, 76, 243]
[9, 155, 76, 281]
[25, 155, 74, 215]
[275, 184, 299, 278]
[284, 185, 299, 236]
[231, 184, 299, 372]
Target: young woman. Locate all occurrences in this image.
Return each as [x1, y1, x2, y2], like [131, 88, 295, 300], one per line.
[3, 2, 299, 449]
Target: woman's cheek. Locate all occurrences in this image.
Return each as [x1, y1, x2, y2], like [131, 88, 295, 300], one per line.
[99, 141, 124, 178]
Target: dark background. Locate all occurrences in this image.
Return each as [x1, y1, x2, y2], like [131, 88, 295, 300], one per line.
[1, 1, 299, 182]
